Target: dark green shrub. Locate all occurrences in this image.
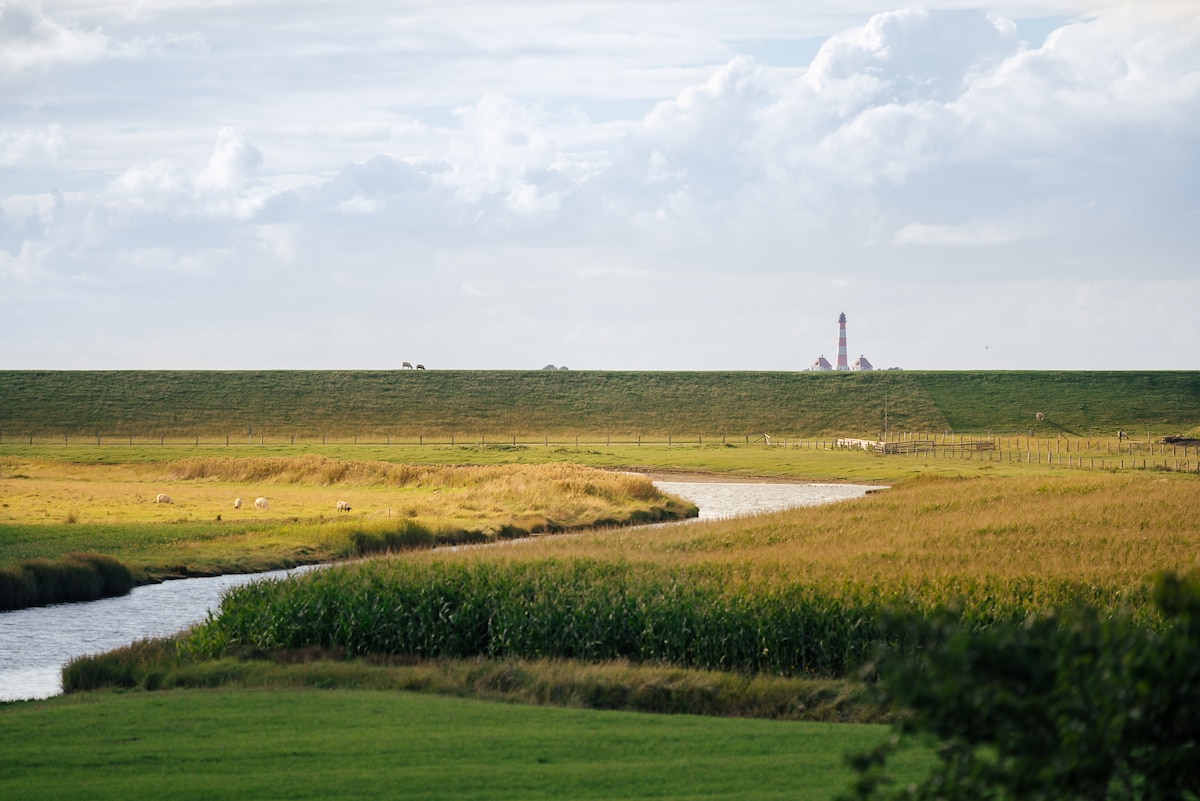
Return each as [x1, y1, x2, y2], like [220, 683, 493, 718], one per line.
[843, 573, 1200, 801]
[0, 553, 134, 610]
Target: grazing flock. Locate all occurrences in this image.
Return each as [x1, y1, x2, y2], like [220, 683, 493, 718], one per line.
[155, 495, 352, 513]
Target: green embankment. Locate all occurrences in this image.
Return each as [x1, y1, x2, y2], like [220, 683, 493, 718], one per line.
[1, 370, 1198, 438]
[0, 689, 931, 801]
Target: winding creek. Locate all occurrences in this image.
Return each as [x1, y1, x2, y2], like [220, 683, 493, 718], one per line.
[0, 479, 878, 702]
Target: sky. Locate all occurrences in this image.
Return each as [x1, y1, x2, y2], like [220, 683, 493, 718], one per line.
[1, 0, 1197, 371]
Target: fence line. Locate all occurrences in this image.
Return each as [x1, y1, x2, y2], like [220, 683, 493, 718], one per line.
[2, 430, 1197, 473]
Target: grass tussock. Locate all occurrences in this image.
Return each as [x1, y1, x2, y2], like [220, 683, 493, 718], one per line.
[0, 552, 133, 611]
[62, 639, 883, 723]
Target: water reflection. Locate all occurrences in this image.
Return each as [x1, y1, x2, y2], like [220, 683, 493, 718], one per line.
[0, 566, 317, 703]
[654, 480, 878, 521]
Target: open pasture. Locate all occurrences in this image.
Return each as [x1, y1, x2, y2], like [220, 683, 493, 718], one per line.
[0, 457, 692, 584]
[6, 430, 1195, 488]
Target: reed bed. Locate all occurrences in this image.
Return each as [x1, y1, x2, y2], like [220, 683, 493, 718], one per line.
[185, 471, 1198, 679]
[0, 552, 133, 610]
[185, 559, 897, 678]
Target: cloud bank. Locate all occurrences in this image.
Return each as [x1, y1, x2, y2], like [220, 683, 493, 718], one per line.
[1, 1, 1197, 369]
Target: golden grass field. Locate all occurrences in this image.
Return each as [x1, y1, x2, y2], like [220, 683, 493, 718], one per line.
[0, 457, 692, 580]
[416, 470, 1200, 613]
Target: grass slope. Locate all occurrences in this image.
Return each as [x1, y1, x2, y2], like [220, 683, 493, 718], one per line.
[6, 369, 1196, 439]
[0, 689, 930, 801]
[912, 371, 1200, 435]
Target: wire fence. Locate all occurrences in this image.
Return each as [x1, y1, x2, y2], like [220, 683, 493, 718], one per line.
[2, 430, 1197, 473]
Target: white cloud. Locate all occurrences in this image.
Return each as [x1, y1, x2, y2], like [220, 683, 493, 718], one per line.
[1, 3, 1197, 368]
[195, 127, 261, 192]
[0, 124, 66, 166]
[0, 0, 107, 76]
[893, 219, 1029, 246]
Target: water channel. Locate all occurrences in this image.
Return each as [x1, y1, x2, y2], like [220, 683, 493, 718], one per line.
[0, 479, 878, 702]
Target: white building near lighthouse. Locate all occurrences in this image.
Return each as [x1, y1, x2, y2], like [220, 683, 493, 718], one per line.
[807, 313, 873, 371]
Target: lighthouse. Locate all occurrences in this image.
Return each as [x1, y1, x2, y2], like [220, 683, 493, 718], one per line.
[836, 312, 849, 371]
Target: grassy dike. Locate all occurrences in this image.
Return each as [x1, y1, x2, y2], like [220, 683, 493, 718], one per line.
[2, 369, 1198, 438]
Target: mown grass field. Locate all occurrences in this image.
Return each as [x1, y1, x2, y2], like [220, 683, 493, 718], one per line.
[3, 369, 1198, 438]
[0, 689, 933, 801]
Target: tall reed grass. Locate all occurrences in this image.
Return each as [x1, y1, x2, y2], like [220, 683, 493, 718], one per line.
[183, 471, 1197, 680]
[0, 552, 133, 610]
[185, 558, 954, 678]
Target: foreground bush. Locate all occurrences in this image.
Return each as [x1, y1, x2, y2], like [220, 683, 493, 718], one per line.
[0, 552, 134, 610]
[843, 572, 1200, 801]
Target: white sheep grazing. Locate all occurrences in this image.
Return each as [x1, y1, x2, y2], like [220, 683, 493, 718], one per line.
[155, 493, 172, 504]
[233, 497, 242, 509]
[336, 500, 351, 512]
[254, 497, 269, 510]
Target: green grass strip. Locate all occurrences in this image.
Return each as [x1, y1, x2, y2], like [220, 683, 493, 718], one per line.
[0, 688, 933, 801]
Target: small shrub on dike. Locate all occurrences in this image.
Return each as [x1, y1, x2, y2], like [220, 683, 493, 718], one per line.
[842, 572, 1200, 801]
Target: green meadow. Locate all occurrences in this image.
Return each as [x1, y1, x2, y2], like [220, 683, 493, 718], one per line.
[0, 689, 933, 801]
[2, 369, 1198, 798]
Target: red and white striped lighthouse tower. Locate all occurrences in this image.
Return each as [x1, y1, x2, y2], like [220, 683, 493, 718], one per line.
[836, 312, 849, 371]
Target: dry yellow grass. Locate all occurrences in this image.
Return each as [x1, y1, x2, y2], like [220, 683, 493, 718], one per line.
[417, 471, 1200, 611]
[0, 457, 668, 528]
[0, 457, 691, 581]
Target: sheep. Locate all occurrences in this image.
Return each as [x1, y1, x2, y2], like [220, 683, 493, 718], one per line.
[415, 364, 425, 370]
[233, 497, 242, 509]
[402, 362, 413, 369]
[155, 493, 173, 504]
[336, 500, 351, 512]
[255, 497, 269, 510]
